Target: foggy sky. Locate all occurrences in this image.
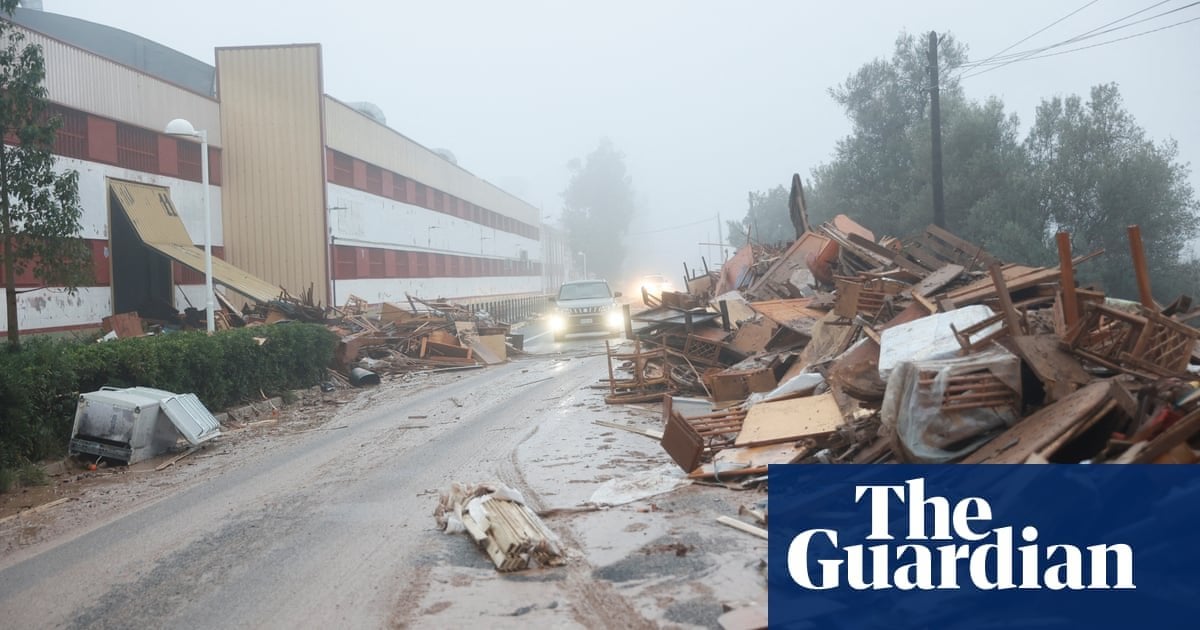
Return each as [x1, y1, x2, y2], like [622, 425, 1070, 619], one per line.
[42, 0, 1200, 280]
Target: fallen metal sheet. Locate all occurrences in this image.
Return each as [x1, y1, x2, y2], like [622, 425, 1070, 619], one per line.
[158, 393, 223, 446]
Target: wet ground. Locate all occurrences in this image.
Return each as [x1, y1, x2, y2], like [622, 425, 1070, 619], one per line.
[0, 321, 767, 629]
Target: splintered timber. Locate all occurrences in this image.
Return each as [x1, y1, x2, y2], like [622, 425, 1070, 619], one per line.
[786, 478, 1135, 591]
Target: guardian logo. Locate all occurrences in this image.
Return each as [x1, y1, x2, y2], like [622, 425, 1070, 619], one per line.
[786, 478, 1135, 591]
[767, 466, 1198, 629]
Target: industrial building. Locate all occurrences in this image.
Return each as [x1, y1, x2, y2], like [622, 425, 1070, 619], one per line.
[1, 6, 561, 335]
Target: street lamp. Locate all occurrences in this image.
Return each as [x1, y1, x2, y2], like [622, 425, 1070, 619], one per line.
[577, 250, 587, 279]
[164, 118, 214, 333]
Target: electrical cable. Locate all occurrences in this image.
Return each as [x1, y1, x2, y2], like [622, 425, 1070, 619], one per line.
[959, 11, 1200, 79]
[955, 0, 1100, 72]
[960, 0, 1198, 69]
[626, 215, 719, 236]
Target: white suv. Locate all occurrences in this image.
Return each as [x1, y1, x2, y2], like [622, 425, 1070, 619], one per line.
[549, 280, 623, 342]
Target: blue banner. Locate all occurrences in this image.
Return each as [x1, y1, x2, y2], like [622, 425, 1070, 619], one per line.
[768, 465, 1200, 629]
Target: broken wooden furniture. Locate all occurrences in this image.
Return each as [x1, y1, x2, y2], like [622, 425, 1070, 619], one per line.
[604, 339, 673, 404]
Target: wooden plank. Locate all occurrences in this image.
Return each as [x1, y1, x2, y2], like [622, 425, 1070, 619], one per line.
[989, 263, 1024, 335]
[734, 393, 842, 446]
[0, 497, 72, 525]
[946, 267, 1061, 307]
[1056, 232, 1080, 328]
[962, 381, 1112, 464]
[1004, 336, 1093, 402]
[156, 446, 201, 471]
[1127, 225, 1156, 311]
[909, 263, 963, 298]
[102, 311, 143, 338]
[716, 515, 768, 540]
[924, 224, 997, 267]
[1126, 406, 1200, 464]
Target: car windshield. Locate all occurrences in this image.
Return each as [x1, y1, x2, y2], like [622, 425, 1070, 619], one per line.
[558, 282, 611, 300]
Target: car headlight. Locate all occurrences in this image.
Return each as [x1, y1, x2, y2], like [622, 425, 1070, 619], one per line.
[549, 314, 566, 331]
[607, 310, 624, 328]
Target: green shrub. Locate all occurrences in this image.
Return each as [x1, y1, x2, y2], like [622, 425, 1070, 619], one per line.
[0, 323, 336, 481]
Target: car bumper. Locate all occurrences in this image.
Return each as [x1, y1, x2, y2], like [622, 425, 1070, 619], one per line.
[550, 311, 624, 335]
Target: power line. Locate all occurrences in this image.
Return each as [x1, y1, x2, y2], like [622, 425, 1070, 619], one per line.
[958, 0, 1100, 72]
[959, 0, 1198, 71]
[960, 12, 1200, 77]
[959, 11, 1200, 79]
[626, 215, 719, 236]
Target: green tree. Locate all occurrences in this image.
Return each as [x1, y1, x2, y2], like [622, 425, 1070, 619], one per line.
[1026, 83, 1198, 300]
[0, 0, 89, 351]
[561, 138, 636, 281]
[806, 32, 1048, 264]
[807, 33, 969, 237]
[726, 185, 790, 247]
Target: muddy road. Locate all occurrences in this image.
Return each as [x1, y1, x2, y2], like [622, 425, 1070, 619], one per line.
[0, 329, 766, 629]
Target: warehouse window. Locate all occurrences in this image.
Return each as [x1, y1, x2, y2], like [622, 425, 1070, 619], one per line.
[368, 248, 385, 277]
[50, 106, 87, 160]
[365, 164, 383, 195]
[332, 152, 353, 186]
[178, 140, 202, 182]
[392, 174, 408, 201]
[415, 252, 430, 276]
[334, 246, 357, 279]
[432, 190, 444, 213]
[415, 183, 428, 207]
[396, 251, 410, 277]
[116, 123, 158, 173]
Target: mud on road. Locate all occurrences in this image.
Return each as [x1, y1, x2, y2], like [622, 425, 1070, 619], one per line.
[0, 339, 766, 629]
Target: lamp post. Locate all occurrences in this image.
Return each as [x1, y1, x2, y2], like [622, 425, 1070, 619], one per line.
[578, 251, 587, 279]
[164, 118, 214, 333]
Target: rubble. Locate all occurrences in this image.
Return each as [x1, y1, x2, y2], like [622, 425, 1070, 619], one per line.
[605, 214, 1200, 471]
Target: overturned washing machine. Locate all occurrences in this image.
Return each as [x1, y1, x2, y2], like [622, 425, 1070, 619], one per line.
[69, 386, 222, 465]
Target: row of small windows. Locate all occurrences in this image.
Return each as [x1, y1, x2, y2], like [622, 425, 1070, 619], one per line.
[327, 150, 539, 240]
[333, 246, 542, 280]
[40, 104, 218, 184]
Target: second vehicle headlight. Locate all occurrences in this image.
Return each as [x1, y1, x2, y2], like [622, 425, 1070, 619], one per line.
[607, 310, 624, 328]
[549, 314, 566, 331]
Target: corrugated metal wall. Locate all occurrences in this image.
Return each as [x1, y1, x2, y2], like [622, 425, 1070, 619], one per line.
[215, 45, 328, 303]
[323, 97, 539, 226]
[26, 27, 221, 145]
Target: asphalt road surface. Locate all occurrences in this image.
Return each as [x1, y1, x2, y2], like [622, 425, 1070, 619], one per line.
[0, 321, 765, 629]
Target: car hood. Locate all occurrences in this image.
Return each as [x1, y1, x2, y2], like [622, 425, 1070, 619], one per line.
[556, 297, 615, 309]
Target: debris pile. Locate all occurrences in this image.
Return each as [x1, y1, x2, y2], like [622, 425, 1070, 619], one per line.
[606, 214, 1200, 472]
[103, 288, 520, 385]
[435, 482, 567, 571]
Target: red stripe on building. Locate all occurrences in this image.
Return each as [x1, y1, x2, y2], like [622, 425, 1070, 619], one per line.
[331, 244, 541, 280]
[325, 148, 539, 241]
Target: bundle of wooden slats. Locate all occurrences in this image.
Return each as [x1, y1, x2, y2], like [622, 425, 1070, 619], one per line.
[436, 482, 566, 572]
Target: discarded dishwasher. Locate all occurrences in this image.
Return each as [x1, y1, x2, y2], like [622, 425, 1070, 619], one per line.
[69, 386, 222, 464]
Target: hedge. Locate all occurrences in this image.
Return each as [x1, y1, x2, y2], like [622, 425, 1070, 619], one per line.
[0, 323, 337, 472]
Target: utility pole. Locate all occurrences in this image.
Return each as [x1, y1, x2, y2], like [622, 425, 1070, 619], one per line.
[928, 30, 946, 229]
